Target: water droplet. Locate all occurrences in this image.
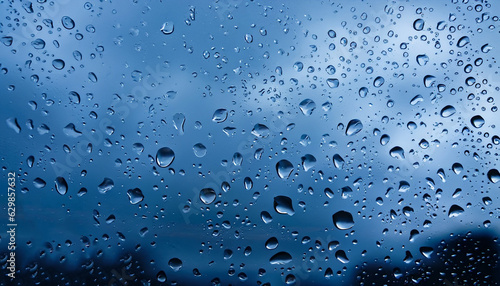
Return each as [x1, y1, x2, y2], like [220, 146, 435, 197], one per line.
[327, 29, 336, 38]
[487, 169, 500, 183]
[55, 177, 68, 195]
[6, 117, 21, 133]
[156, 147, 175, 168]
[52, 59, 65, 70]
[199, 188, 216, 204]
[265, 237, 279, 250]
[244, 177, 253, 190]
[332, 154, 345, 169]
[244, 33, 253, 43]
[63, 123, 82, 137]
[132, 143, 144, 155]
[452, 163, 463, 175]
[457, 36, 470, 48]
[373, 76, 385, 87]
[31, 38, 45, 49]
[420, 247, 433, 258]
[127, 188, 144, 204]
[416, 54, 429, 66]
[413, 19, 425, 31]
[471, 115, 485, 128]
[168, 258, 182, 271]
[335, 250, 350, 263]
[193, 143, 207, 157]
[98, 178, 114, 194]
[301, 154, 316, 171]
[345, 119, 363, 136]
[269, 252, 292, 264]
[161, 21, 174, 35]
[276, 159, 293, 179]
[261, 211, 273, 224]
[1, 36, 13, 46]
[299, 99, 316, 116]
[251, 124, 270, 138]
[380, 134, 390, 146]
[326, 78, 340, 88]
[423, 75, 436, 87]
[440, 105, 456, 117]
[88, 72, 98, 83]
[212, 109, 228, 123]
[448, 204, 464, 217]
[398, 181, 410, 192]
[332, 211, 354, 230]
[273, 196, 295, 216]
[61, 16, 75, 29]
[358, 87, 368, 98]
[390, 146, 405, 159]
[173, 113, 185, 134]
[156, 271, 167, 282]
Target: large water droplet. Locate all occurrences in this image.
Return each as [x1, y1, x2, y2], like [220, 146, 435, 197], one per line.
[333, 154, 345, 169]
[265, 237, 279, 250]
[487, 169, 500, 183]
[273, 196, 295, 216]
[423, 75, 436, 87]
[416, 54, 429, 66]
[301, 154, 316, 171]
[299, 99, 316, 116]
[244, 33, 253, 43]
[161, 21, 174, 35]
[52, 59, 65, 70]
[389, 146, 405, 159]
[448, 204, 464, 217]
[269, 252, 292, 264]
[127, 188, 144, 204]
[335, 250, 350, 263]
[373, 76, 385, 88]
[470, 115, 485, 128]
[31, 38, 45, 49]
[156, 147, 175, 168]
[212, 109, 228, 123]
[199, 188, 216, 204]
[345, 119, 363, 136]
[332, 211, 354, 230]
[251, 124, 270, 138]
[156, 271, 167, 282]
[98, 178, 114, 194]
[193, 143, 207, 157]
[440, 105, 456, 117]
[420, 247, 433, 258]
[173, 113, 185, 134]
[276, 159, 293, 179]
[168, 258, 182, 271]
[413, 19, 425, 31]
[457, 36, 470, 48]
[61, 16, 75, 29]
[55, 177, 68, 195]
[261, 211, 273, 224]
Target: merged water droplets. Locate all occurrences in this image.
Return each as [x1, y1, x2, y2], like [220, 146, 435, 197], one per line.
[127, 188, 144, 204]
[299, 99, 316, 116]
[273, 196, 295, 216]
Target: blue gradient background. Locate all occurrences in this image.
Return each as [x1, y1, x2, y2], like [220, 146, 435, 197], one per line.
[1, 0, 499, 285]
